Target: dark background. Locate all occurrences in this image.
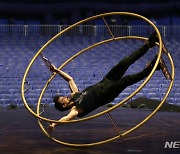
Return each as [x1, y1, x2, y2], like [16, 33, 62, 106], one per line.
[0, 0, 179, 25]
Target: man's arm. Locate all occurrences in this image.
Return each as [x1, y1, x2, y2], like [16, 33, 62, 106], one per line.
[48, 107, 79, 130]
[50, 65, 78, 93]
[59, 107, 79, 122]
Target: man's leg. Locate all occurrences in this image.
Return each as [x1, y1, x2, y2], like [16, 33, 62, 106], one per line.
[105, 44, 149, 81]
[105, 32, 159, 81]
[120, 65, 153, 87]
[117, 54, 160, 88]
[101, 63, 154, 103]
[101, 55, 160, 104]
[109, 64, 154, 99]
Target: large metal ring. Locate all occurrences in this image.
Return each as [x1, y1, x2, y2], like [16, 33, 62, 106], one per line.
[21, 12, 174, 146]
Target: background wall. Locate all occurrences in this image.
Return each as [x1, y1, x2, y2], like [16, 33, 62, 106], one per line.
[0, 1, 179, 108]
[0, 0, 180, 26]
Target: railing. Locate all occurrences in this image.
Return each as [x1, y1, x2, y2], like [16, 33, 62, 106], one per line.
[0, 25, 180, 37]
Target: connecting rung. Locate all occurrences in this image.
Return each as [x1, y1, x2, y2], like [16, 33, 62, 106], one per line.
[162, 40, 169, 55]
[107, 113, 122, 137]
[39, 104, 45, 115]
[23, 81, 30, 93]
[159, 58, 172, 81]
[102, 17, 115, 39]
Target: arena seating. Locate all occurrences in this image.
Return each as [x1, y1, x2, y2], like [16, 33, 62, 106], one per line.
[0, 35, 179, 108]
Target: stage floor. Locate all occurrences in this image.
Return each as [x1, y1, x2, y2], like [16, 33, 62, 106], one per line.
[0, 107, 180, 154]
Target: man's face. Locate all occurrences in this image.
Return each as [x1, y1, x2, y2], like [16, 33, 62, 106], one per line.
[59, 96, 70, 108]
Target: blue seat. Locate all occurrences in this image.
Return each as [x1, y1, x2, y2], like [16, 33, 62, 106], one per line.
[0, 36, 179, 107]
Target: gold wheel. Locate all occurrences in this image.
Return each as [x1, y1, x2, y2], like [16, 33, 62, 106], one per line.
[21, 12, 175, 147]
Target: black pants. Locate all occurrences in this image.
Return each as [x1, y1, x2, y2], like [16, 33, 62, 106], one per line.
[98, 44, 153, 104]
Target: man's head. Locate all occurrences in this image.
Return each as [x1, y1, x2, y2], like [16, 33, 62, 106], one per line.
[53, 94, 71, 111]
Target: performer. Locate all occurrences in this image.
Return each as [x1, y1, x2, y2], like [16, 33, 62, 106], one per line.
[49, 32, 160, 130]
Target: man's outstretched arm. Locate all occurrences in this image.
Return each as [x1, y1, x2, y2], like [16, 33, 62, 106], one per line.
[48, 107, 79, 131]
[59, 107, 79, 122]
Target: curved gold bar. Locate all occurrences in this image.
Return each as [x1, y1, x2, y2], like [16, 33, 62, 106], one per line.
[37, 39, 174, 147]
[122, 51, 174, 136]
[20, 12, 175, 146]
[37, 36, 160, 123]
[21, 12, 163, 123]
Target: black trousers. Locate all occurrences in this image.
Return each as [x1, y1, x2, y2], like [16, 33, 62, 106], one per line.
[98, 44, 153, 104]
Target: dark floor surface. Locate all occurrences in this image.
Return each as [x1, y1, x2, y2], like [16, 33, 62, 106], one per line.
[0, 106, 180, 154]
